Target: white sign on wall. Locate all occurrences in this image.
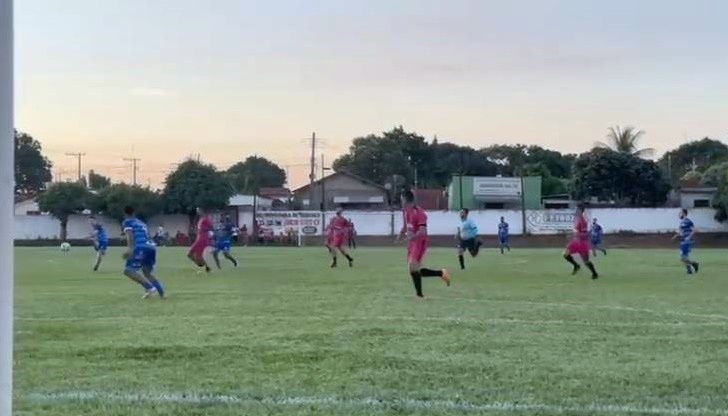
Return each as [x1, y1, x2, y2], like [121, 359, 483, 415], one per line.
[527, 210, 575, 233]
[473, 177, 522, 197]
[256, 211, 322, 235]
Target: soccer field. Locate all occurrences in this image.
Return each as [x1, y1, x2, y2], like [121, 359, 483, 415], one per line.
[12, 246, 728, 416]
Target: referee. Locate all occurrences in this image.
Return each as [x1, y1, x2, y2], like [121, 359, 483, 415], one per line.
[457, 208, 482, 270]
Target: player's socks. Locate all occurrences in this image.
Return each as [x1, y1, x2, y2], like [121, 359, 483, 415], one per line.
[345, 254, 354, 267]
[458, 254, 465, 270]
[692, 262, 699, 273]
[331, 257, 337, 268]
[686, 264, 693, 274]
[420, 268, 443, 277]
[585, 262, 598, 279]
[140, 281, 154, 291]
[151, 280, 165, 298]
[409, 271, 423, 297]
[564, 254, 580, 274]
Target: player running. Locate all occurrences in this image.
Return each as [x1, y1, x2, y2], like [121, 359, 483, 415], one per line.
[188, 207, 213, 273]
[89, 216, 108, 271]
[398, 190, 450, 299]
[213, 215, 238, 268]
[590, 218, 607, 257]
[325, 207, 354, 268]
[673, 208, 700, 275]
[122, 206, 165, 299]
[498, 217, 511, 254]
[457, 208, 481, 270]
[563, 204, 599, 279]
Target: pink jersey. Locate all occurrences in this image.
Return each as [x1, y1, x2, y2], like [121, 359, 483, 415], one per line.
[403, 206, 428, 241]
[330, 215, 350, 236]
[574, 215, 588, 241]
[195, 216, 213, 245]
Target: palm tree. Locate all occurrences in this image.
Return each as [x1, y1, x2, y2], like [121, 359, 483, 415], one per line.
[596, 126, 654, 158]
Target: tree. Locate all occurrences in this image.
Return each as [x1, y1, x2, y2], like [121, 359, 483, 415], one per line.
[429, 142, 498, 188]
[102, 184, 162, 222]
[15, 130, 52, 195]
[711, 168, 728, 222]
[701, 161, 728, 187]
[163, 159, 233, 222]
[659, 138, 728, 184]
[88, 170, 111, 190]
[521, 162, 568, 196]
[572, 148, 669, 207]
[227, 156, 286, 194]
[596, 126, 654, 157]
[480, 144, 575, 179]
[332, 126, 431, 187]
[37, 182, 89, 241]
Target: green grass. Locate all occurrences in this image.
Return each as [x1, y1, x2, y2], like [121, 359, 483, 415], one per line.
[13, 246, 728, 415]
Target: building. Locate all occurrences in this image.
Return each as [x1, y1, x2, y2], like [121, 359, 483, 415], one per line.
[447, 176, 542, 210]
[292, 170, 390, 210]
[677, 186, 716, 208]
[413, 188, 447, 211]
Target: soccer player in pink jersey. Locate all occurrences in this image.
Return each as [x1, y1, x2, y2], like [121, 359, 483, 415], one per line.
[398, 190, 450, 299]
[325, 207, 354, 268]
[563, 203, 599, 279]
[187, 207, 213, 272]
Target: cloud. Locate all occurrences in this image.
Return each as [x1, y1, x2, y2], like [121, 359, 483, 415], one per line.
[129, 87, 171, 97]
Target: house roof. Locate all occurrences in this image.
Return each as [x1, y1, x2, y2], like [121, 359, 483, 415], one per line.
[293, 170, 386, 193]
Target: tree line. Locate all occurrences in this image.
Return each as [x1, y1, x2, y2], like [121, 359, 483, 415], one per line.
[14, 127, 728, 239]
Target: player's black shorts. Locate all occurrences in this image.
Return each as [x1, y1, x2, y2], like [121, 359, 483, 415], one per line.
[459, 238, 479, 255]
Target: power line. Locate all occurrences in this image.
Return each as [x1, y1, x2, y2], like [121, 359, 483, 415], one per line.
[123, 157, 141, 186]
[65, 152, 85, 181]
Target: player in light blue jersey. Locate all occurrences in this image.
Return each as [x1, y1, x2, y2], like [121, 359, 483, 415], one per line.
[213, 215, 238, 268]
[498, 217, 511, 254]
[89, 216, 109, 271]
[456, 208, 481, 270]
[122, 206, 165, 298]
[673, 208, 700, 275]
[590, 218, 607, 257]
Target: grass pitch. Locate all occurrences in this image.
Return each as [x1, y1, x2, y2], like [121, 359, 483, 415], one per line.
[13, 246, 728, 415]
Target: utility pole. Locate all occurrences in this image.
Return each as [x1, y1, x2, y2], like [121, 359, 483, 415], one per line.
[321, 154, 325, 211]
[123, 157, 141, 185]
[65, 152, 85, 182]
[308, 132, 316, 209]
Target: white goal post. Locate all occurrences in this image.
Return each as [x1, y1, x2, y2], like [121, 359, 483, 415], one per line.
[0, 1, 14, 415]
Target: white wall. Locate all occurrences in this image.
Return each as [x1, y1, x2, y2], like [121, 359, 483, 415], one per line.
[13, 208, 728, 240]
[14, 214, 191, 240]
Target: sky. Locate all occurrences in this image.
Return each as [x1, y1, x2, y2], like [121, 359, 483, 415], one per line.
[15, 0, 728, 189]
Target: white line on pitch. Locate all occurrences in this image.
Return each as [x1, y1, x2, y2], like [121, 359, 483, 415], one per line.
[14, 314, 726, 328]
[22, 391, 728, 415]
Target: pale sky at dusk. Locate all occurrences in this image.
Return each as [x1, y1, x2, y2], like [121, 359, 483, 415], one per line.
[15, 0, 728, 188]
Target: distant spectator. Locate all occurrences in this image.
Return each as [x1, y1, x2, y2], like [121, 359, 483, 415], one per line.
[241, 224, 249, 246]
[348, 219, 357, 249]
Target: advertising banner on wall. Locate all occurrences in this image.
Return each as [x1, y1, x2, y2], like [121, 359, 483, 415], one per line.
[255, 211, 323, 236]
[473, 177, 522, 198]
[526, 210, 575, 234]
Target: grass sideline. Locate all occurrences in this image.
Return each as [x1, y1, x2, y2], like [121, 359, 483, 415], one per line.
[13, 246, 728, 415]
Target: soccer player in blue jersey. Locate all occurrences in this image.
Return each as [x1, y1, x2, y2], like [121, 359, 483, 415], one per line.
[498, 217, 511, 254]
[673, 208, 700, 275]
[590, 218, 607, 257]
[457, 208, 481, 270]
[122, 206, 165, 299]
[213, 215, 238, 268]
[89, 216, 109, 271]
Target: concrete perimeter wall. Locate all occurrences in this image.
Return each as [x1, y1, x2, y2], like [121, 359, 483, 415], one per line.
[13, 208, 726, 240]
